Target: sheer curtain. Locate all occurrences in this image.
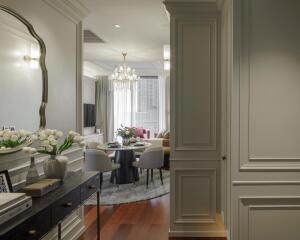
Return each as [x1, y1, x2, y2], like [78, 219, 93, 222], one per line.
[113, 82, 137, 135]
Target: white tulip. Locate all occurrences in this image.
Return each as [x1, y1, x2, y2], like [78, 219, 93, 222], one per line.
[39, 130, 45, 136]
[0, 131, 3, 137]
[46, 145, 53, 152]
[1, 146, 6, 150]
[10, 135, 18, 142]
[48, 135, 55, 141]
[79, 141, 85, 147]
[39, 133, 47, 140]
[31, 134, 38, 141]
[3, 134, 10, 141]
[42, 140, 50, 147]
[45, 129, 52, 136]
[56, 131, 63, 138]
[50, 139, 58, 146]
[125, 130, 130, 135]
[68, 131, 77, 137]
[73, 135, 81, 143]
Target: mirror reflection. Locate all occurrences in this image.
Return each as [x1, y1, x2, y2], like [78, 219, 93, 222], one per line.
[0, 9, 42, 132]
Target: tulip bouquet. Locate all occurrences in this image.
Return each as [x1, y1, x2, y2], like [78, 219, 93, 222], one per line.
[0, 129, 34, 152]
[26, 129, 85, 156]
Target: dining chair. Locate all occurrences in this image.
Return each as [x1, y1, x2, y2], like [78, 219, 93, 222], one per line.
[86, 141, 115, 160]
[85, 149, 120, 189]
[86, 141, 99, 149]
[132, 147, 164, 188]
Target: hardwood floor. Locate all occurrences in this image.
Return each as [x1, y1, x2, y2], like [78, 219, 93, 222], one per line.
[79, 194, 227, 240]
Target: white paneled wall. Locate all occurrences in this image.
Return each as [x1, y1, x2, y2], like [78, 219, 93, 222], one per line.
[228, 0, 300, 239]
[165, 1, 225, 237]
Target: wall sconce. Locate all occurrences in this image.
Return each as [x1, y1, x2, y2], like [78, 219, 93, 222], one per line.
[23, 44, 40, 69]
[164, 60, 170, 71]
[163, 45, 170, 71]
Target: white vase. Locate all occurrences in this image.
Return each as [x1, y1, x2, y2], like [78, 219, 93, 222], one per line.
[43, 155, 68, 181]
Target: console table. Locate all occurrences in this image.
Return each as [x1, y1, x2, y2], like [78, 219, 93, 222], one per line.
[0, 171, 100, 240]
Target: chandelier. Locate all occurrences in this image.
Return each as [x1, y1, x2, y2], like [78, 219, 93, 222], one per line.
[111, 53, 140, 87]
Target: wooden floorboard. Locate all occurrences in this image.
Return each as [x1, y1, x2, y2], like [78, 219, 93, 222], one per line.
[79, 194, 226, 240]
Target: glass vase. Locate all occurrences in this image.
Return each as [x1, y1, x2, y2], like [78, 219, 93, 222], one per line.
[122, 138, 130, 146]
[26, 156, 40, 185]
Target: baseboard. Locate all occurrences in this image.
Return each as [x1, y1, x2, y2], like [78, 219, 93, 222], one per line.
[168, 230, 227, 238]
[226, 230, 231, 240]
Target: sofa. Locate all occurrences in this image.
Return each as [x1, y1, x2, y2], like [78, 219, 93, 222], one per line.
[135, 127, 150, 139]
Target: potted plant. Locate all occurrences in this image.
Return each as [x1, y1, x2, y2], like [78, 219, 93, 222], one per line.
[0, 129, 34, 154]
[24, 129, 84, 181]
[116, 125, 136, 146]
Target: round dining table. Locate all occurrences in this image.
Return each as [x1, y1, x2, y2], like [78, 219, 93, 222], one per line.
[97, 142, 152, 184]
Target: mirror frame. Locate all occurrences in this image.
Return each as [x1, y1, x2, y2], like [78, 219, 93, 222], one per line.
[0, 4, 48, 129]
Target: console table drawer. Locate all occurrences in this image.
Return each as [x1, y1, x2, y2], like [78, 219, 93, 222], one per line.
[52, 188, 80, 223]
[80, 173, 100, 202]
[5, 208, 51, 240]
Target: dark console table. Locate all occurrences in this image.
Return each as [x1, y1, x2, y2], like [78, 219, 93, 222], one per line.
[0, 171, 100, 240]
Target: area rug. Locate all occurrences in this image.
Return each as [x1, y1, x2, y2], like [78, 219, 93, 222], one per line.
[84, 170, 170, 205]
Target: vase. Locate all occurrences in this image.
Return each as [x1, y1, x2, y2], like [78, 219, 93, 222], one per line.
[122, 138, 130, 146]
[26, 156, 40, 185]
[43, 155, 68, 181]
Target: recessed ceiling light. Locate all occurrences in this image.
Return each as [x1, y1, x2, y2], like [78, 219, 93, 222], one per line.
[114, 24, 121, 28]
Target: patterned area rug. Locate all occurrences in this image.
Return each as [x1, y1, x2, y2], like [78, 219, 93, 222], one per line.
[84, 170, 170, 205]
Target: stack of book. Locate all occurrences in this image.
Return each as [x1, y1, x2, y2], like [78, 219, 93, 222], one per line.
[0, 193, 32, 224]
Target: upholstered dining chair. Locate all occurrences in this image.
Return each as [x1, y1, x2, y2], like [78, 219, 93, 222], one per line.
[86, 141, 115, 160]
[132, 147, 164, 188]
[86, 141, 99, 149]
[85, 149, 120, 189]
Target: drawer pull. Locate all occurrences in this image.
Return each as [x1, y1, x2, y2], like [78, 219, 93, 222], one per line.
[64, 202, 73, 207]
[88, 184, 96, 189]
[28, 230, 37, 235]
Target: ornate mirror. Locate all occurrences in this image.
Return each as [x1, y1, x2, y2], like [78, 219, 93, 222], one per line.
[0, 5, 48, 154]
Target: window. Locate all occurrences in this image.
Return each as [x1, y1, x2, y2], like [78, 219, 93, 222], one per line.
[113, 76, 165, 137]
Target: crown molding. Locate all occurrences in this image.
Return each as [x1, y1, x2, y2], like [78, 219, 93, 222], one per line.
[43, 0, 90, 24]
[163, 0, 218, 15]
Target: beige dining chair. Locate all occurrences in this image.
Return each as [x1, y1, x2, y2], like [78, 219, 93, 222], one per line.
[132, 147, 164, 188]
[85, 149, 120, 189]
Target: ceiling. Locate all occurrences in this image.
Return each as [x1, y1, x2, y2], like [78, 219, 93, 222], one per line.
[82, 0, 169, 75]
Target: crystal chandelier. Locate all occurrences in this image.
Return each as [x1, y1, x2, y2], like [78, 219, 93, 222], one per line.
[111, 53, 139, 87]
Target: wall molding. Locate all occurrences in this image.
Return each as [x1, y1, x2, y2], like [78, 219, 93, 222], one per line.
[174, 18, 218, 152]
[174, 168, 216, 224]
[43, 0, 89, 24]
[169, 230, 226, 238]
[232, 181, 300, 186]
[234, 0, 300, 172]
[237, 196, 300, 240]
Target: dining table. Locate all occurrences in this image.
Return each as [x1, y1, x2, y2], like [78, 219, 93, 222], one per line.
[97, 142, 152, 184]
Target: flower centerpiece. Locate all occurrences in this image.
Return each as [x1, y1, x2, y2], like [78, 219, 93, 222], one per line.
[24, 129, 84, 180]
[0, 129, 34, 154]
[116, 125, 136, 146]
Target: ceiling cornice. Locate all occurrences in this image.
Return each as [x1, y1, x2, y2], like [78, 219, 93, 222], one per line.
[43, 0, 90, 23]
[163, 1, 218, 15]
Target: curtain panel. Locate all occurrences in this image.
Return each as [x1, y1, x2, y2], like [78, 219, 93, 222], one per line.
[95, 76, 114, 142]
